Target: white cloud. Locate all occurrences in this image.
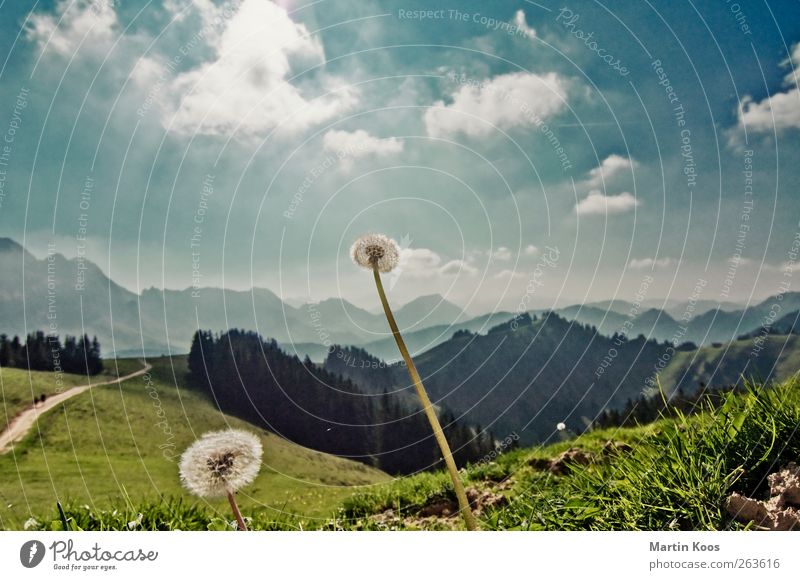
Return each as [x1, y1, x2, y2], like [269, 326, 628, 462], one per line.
[739, 43, 800, 132]
[164, 0, 356, 137]
[524, 244, 539, 256]
[493, 269, 524, 280]
[489, 246, 512, 261]
[628, 257, 676, 270]
[588, 154, 634, 185]
[392, 248, 478, 280]
[513, 10, 536, 39]
[425, 71, 567, 138]
[26, 0, 117, 57]
[738, 90, 800, 132]
[322, 130, 403, 165]
[575, 190, 639, 216]
[398, 247, 442, 274]
[440, 259, 478, 276]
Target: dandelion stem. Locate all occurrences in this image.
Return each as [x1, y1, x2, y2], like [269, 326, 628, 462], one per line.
[372, 266, 478, 531]
[227, 491, 248, 531]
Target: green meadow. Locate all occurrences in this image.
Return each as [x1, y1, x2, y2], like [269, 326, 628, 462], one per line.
[0, 356, 389, 530]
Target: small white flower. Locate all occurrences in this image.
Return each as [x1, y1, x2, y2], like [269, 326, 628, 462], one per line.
[23, 517, 39, 530]
[179, 429, 263, 498]
[556, 422, 566, 431]
[351, 233, 400, 273]
[127, 513, 143, 529]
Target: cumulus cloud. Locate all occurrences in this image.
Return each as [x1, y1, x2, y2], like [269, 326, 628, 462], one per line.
[588, 154, 634, 185]
[397, 249, 478, 277]
[164, 0, 356, 137]
[628, 257, 676, 270]
[398, 247, 442, 273]
[322, 130, 403, 170]
[513, 10, 536, 39]
[739, 91, 800, 132]
[26, 0, 117, 57]
[493, 269, 524, 280]
[739, 43, 800, 132]
[425, 71, 567, 137]
[524, 244, 539, 256]
[575, 190, 639, 216]
[440, 259, 478, 276]
[489, 246, 512, 261]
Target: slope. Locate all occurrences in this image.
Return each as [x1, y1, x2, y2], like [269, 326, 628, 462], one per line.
[0, 356, 389, 529]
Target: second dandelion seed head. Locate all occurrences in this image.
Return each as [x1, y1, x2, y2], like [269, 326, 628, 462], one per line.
[179, 429, 263, 498]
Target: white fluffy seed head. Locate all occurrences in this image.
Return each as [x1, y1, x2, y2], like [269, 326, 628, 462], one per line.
[556, 422, 566, 431]
[351, 233, 400, 273]
[179, 429, 263, 498]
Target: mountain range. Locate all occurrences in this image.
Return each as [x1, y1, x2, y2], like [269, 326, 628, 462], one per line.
[1, 237, 796, 362]
[0, 238, 470, 356]
[325, 314, 800, 445]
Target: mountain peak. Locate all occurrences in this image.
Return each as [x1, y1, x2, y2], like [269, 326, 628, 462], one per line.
[0, 238, 24, 253]
[399, 294, 457, 309]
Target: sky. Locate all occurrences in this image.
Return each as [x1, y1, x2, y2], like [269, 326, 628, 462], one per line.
[0, 0, 798, 314]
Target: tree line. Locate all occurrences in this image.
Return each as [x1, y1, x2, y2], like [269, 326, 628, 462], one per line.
[187, 329, 496, 475]
[0, 331, 103, 375]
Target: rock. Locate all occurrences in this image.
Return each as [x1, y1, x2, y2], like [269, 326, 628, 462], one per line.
[726, 463, 800, 531]
[767, 462, 800, 506]
[726, 493, 770, 526]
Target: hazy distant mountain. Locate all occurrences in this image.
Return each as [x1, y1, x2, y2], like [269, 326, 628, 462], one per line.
[3, 237, 797, 361]
[768, 311, 800, 335]
[553, 294, 800, 347]
[354, 311, 516, 361]
[583, 298, 744, 319]
[0, 238, 166, 354]
[391, 294, 469, 330]
[0, 238, 470, 356]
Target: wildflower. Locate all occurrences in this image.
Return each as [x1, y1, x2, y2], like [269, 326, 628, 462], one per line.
[557, 422, 566, 431]
[179, 429, 263, 531]
[23, 517, 38, 531]
[352, 233, 478, 531]
[350, 233, 400, 273]
[127, 513, 143, 530]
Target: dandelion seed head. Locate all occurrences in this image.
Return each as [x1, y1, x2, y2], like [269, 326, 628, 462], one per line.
[556, 422, 566, 431]
[179, 429, 263, 498]
[351, 233, 400, 273]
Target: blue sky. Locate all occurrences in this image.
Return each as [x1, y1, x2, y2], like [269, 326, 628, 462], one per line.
[0, 0, 798, 313]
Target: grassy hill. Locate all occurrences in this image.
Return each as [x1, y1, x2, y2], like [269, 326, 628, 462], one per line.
[0, 356, 389, 530]
[20, 374, 800, 531]
[658, 334, 800, 394]
[0, 359, 142, 432]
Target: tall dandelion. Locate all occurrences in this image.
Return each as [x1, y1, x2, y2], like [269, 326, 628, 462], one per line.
[351, 233, 478, 530]
[179, 429, 263, 531]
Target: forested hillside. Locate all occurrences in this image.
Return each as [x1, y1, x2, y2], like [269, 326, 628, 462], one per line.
[186, 330, 495, 475]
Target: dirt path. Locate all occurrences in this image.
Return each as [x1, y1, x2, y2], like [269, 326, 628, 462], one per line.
[0, 362, 152, 454]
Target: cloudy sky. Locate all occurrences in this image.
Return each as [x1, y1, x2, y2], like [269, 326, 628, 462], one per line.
[0, 0, 798, 313]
